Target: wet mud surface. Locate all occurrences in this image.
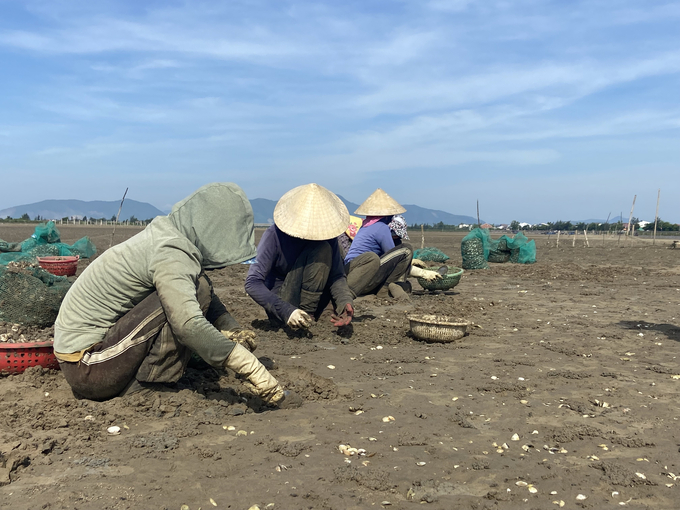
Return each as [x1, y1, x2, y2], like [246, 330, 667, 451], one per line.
[1, 224, 680, 509]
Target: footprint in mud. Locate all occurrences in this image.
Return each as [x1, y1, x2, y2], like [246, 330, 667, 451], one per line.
[276, 366, 349, 401]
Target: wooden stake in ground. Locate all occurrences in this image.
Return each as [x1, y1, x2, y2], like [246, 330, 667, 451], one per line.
[626, 195, 637, 238]
[556, 230, 560, 247]
[572, 229, 577, 247]
[476, 200, 481, 228]
[603, 212, 610, 246]
[653, 189, 660, 245]
[109, 187, 129, 249]
[421, 224, 425, 250]
[583, 229, 590, 247]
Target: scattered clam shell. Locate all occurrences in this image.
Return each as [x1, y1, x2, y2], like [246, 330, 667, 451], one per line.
[528, 486, 538, 494]
[516, 481, 528, 487]
[381, 502, 391, 506]
[416, 462, 426, 466]
[491, 376, 498, 380]
[382, 416, 395, 422]
[210, 498, 217, 506]
[84, 415, 94, 421]
[181, 505, 189, 510]
[635, 472, 647, 479]
[532, 430, 539, 434]
[247, 505, 259, 510]
[107, 426, 121, 435]
[327, 365, 335, 369]
[576, 494, 587, 500]
[550, 491, 557, 495]
[520, 399, 528, 404]
[511, 433, 520, 441]
[237, 430, 248, 436]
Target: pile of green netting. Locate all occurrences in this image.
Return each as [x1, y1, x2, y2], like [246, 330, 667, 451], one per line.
[0, 263, 72, 327]
[461, 228, 536, 270]
[0, 221, 96, 265]
[413, 247, 450, 263]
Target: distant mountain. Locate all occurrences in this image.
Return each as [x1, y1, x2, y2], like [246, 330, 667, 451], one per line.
[2, 196, 480, 227]
[0, 199, 165, 221]
[249, 195, 478, 226]
[401, 204, 479, 226]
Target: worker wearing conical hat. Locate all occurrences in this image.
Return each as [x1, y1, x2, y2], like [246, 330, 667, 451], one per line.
[245, 184, 354, 330]
[344, 189, 439, 299]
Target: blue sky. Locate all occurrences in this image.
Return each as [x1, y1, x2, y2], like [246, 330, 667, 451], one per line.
[1, 0, 678, 223]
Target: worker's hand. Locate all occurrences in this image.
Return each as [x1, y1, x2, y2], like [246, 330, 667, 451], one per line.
[330, 303, 354, 327]
[225, 343, 278, 397]
[264, 387, 303, 409]
[410, 265, 442, 280]
[420, 270, 442, 281]
[287, 309, 312, 330]
[411, 258, 428, 268]
[221, 328, 257, 352]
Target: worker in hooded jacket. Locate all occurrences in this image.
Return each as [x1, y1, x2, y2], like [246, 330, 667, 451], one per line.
[54, 183, 296, 407]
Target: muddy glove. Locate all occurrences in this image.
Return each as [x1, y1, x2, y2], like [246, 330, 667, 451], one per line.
[287, 309, 312, 330]
[221, 328, 257, 353]
[410, 265, 442, 281]
[411, 258, 428, 269]
[330, 303, 354, 327]
[225, 344, 288, 405]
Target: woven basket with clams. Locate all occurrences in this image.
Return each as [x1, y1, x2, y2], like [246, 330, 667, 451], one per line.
[416, 267, 464, 292]
[408, 315, 469, 343]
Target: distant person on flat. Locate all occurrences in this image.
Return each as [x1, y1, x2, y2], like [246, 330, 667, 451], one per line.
[54, 183, 298, 407]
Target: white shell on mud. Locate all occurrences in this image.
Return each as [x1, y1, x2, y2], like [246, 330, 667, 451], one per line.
[107, 426, 121, 435]
[511, 433, 520, 441]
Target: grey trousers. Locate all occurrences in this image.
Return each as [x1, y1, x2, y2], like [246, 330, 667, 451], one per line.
[345, 242, 413, 297]
[59, 274, 218, 401]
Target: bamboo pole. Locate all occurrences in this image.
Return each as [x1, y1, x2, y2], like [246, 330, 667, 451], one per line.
[583, 229, 589, 247]
[556, 230, 560, 247]
[421, 224, 425, 249]
[653, 189, 660, 245]
[109, 187, 129, 249]
[572, 229, 577, 247]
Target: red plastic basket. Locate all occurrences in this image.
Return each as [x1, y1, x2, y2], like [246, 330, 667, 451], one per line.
[0, 341, 60, 374]
[37, 256, 80, 276]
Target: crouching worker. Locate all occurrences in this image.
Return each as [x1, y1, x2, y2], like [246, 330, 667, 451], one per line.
[245, 183, 354, 330]
[54, 183, 297, 407]
[344, 189, 437, 299]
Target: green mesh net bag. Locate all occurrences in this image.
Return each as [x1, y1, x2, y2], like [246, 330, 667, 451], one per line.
[505, 232, 536, 264]
[413, 247, 450, 263]
[0, 221, 96, 265]
[461, 228, 535, 267]
[461, 229, 490, 269]
[0, 264, 72, 327]
[487, 236, 511, 263]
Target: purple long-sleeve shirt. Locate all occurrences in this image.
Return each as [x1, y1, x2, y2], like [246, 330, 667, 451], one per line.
[245, 225, 352, 323]
[344, 218, 395, 264]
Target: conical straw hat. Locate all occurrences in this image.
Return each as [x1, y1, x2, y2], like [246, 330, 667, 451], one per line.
[274, 183, 350, 240]
[354, 188, 406, 216]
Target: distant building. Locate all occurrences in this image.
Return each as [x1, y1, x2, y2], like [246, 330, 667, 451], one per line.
[480, 223, 494, 229]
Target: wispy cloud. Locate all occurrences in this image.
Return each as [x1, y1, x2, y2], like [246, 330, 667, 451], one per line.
[0, 0, 678, 221]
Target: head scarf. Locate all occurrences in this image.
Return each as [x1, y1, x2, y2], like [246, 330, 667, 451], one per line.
[389, 214, 409, 240]
[346, 215, 363, 240]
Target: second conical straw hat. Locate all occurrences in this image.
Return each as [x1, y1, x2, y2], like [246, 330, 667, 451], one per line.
[274, 183, 350, 240]
[354, 188, 406, 216]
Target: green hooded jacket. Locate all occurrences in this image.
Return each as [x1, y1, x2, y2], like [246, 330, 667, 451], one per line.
[54, 183, 256, 364]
